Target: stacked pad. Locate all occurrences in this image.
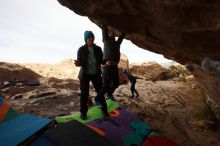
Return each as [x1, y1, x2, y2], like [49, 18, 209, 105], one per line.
[55, 99, 119, 124]
[0, 97, 53, 146]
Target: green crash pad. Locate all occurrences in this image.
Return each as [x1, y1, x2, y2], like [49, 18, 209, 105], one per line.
[55, 99, 119, 124]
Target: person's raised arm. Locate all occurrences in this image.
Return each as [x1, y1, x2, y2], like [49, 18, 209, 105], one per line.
[101, 24, 109, 42]
[117, 32, 125, 45]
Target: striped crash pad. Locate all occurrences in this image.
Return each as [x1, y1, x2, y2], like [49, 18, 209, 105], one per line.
[0, 97, 20, 123]
[55, 99, 119, 124]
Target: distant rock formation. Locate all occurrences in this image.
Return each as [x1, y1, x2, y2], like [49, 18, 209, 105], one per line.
[22, 54, 129, 84]
[130, 61, 172, 81]
[22, 59, 79, 80]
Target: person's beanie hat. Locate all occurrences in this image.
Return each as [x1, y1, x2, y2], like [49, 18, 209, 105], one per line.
[84, 31, 95, 42]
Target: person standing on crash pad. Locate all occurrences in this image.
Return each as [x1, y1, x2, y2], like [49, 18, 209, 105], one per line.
[74, 31, 109, 120]
[95, 25, 125, 101]
[123, 69, 140, 98]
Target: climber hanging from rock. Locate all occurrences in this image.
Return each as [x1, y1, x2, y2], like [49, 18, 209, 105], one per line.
[74, 31, 109, 120]
[123, 69, 141, 98]
[95, 25, 125, 102]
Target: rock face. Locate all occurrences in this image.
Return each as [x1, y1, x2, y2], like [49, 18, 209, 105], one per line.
[187, 62, 220, 119]
[130, 61, 172, 81]
[57, 0, 220, 64]
[57, 0, 220, 118]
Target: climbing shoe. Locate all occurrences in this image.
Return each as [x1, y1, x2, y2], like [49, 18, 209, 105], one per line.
[80, 113, 87, 120]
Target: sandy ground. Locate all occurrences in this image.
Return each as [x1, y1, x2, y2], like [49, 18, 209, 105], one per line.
[115, 79, 220, 146]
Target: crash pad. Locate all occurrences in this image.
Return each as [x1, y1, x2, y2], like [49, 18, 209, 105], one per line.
[87, 109, 160, 146]
[0, 114, 53, 146]
[142, 136, 181, 146]
[0, 97, 20, 123]
[29, 135, 56, 146]
[88, 118, 133, 146]
[55, 99, 119, 124]
[45, 120, 114, 146]
[111, 109, 139, 129]
[123, 121, 159, 146]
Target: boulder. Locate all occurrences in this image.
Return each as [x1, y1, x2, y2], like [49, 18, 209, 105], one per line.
[130, 62, 171, 81]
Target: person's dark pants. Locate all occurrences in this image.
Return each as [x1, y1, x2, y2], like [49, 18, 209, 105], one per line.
[96, 65, 119, 100]
[80, 73, 107, 115]
[131, 81, 139, 97]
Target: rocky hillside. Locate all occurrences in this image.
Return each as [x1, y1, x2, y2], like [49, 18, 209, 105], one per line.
[22, 59, 79, 80]
[22, 54, 129, 82]
[0, 62, 41, 81]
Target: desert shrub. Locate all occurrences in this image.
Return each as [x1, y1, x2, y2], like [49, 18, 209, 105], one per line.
[169, 64, 191, 81]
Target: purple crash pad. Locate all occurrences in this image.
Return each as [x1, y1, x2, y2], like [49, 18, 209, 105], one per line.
[87, 109, 140, 146]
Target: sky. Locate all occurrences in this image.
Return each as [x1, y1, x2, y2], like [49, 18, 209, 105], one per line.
[0, 0, 171, 64]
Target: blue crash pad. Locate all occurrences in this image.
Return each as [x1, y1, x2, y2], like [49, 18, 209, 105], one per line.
[0, 114, 52, 146]
[29, 135, 56, 146]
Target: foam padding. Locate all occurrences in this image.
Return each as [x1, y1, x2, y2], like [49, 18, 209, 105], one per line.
[55, 99, 119, 124]
[87, 109, 161, 146]
[2, 108, 20, 123]
[0, 101, 10, 122]
[45, 120, 114, 146]
[0, 114, 53, 146]
[142, 136, 181, 146]
[0, 97, 20, 123]
[88, 118, 133, 146]
[29, 135, 56, 146]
